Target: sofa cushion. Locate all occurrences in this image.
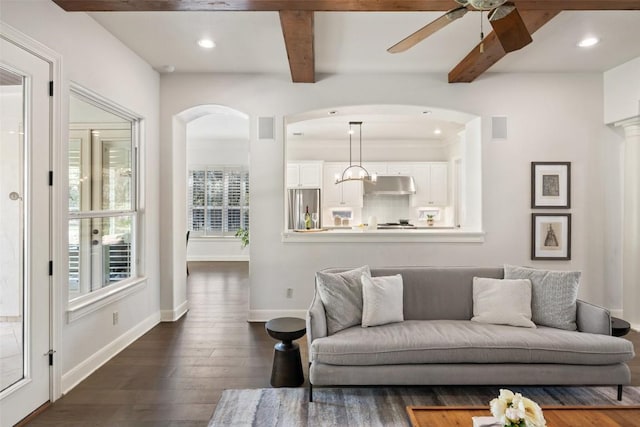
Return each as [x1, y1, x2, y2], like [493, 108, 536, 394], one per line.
[471, 277, 535, 328]
[316, 265, 370, 335]
[310, 320, 634, 366]
[361, 274, 404, 328]
[504, 264, 580, 331]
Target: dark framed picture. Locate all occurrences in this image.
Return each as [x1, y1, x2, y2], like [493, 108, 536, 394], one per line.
[531, 213, 571, 260]
[531, 162, 571, 209]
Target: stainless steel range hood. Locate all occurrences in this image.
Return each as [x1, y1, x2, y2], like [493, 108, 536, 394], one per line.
[363, 175, 416, 195]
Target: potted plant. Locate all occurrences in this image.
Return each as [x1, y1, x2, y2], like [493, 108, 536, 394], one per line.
[235, 228, 249, 248]
[426, 214, 435, 227]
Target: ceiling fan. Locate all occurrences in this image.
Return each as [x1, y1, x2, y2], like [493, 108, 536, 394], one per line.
[388, 0, 532, 55]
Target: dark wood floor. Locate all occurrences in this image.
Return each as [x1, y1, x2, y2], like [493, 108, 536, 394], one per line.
[27, 262, 639, 426]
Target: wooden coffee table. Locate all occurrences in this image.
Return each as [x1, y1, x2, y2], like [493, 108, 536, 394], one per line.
[406, 405, 640, 427]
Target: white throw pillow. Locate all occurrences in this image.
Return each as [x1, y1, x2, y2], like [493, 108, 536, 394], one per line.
[471, 277, 536, 328]
[361, 274, 404, 328]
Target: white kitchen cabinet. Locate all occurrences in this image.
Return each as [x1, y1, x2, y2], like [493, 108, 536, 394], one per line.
[361, 162, 388, 177]
[412, 162, 448, 206]
[386, 163, 414, 175]
[286, 161, 323, 188]
[323, 162, 363, 207]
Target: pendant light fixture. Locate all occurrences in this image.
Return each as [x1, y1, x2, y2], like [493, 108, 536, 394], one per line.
[335, 121, 376, 185]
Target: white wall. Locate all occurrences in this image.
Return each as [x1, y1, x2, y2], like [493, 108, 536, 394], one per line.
[287, 139, 449, 162]
[0, 0, 160, 395]
[160, 72, 624, 320]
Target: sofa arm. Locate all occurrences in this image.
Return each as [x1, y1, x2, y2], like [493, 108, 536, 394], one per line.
[576, 299, 611, 335]
[306, 282, 327, 360]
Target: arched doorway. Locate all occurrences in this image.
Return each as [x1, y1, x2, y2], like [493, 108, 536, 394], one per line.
[163, 105, 249, 321]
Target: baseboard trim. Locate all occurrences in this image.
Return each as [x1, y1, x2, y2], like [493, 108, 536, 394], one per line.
[187, 255, 249, 262]
[61, 311, 160, 394]
[160, 300, 189, 322]
[247, 309, 307, 322]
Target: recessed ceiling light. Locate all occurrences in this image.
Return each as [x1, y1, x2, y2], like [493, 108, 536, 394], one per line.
[197, 39, 216, 49]
[577, 37, 599, 48]
[422, 110, 432, 115]
[434, 129, 442, 135]
[161, 65, 176, 73]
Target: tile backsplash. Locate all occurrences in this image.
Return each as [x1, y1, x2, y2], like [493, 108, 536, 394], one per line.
[362, 194, 412, 224]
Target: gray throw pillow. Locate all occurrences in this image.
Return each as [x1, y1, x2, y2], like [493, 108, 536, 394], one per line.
[504, 264, 580, 331]
[316, 266, 371, 335]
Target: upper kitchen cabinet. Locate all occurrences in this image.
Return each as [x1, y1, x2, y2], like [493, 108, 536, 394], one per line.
[386, 163, 414, 175]
[412, 162, 448, 206]
[361, 162, 388, 177]
[286, 161, 323, 188]
[323, 162, 363, 207]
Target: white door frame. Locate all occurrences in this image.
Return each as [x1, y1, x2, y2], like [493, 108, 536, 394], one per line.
[0, 22, 63, 403]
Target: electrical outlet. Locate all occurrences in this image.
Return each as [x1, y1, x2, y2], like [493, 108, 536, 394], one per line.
[112, 311, 119, 325]
[286, 288, 293, 298]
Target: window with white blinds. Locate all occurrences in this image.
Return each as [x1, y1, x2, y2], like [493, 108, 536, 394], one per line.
[188, 166, 249, 236]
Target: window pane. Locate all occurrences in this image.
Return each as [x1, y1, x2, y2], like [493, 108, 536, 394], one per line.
[101, 139, 132, 210]
[227, 171, 242, 207]
[68, 215, 134, 300]
[190, 207, 205, 231]
[227, 208, 241, 233]
[207, 208, 222, 234]
[69, 95, 132, 213]
[207, 170, 224, 207]
[190, 170, 205, 207]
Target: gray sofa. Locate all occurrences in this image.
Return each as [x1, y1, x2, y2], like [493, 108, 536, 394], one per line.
[306, 267, 635, 401]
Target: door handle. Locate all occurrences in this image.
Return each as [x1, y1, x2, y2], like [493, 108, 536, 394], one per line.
[92, 240, 100, 246]
[9, 192, 22, 201]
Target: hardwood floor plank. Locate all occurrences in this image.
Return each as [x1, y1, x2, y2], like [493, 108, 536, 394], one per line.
[27, 261, 640, 425]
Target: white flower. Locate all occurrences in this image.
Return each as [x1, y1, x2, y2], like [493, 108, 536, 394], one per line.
[490, 397, 507, 419]
[521, 397, 547, 427]
[505, 406, 525, 423]
[498, 389, 515, 403]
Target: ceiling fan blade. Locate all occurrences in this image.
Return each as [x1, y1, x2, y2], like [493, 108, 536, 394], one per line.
[488, 3, 532, 53]
[387, 6, 468, 54]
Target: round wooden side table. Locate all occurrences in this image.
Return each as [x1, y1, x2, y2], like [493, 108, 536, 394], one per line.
[611, 317, 631, 337]
[265, 317, 306, 387]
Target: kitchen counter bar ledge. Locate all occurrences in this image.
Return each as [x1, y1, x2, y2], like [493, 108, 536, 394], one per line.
[282, 228, 485, 243]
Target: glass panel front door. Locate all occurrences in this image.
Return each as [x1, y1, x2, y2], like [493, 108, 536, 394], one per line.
[0, 37, 51, 427]
[0, 67, 25, 392]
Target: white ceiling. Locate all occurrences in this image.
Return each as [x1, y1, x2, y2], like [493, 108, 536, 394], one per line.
[88, 9, 640, 144]
[90, 10, 640, 75]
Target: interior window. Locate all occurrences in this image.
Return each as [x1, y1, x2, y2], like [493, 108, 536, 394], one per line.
[68, 89, 139, 301]
[187, 166, 249, 237]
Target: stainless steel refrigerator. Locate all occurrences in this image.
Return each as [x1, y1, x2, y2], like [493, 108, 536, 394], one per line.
[287, 188, 321, 230]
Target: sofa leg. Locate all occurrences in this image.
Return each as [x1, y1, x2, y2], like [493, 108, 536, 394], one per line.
[308, 363, 313, 402]
[617, 385, 623, 401]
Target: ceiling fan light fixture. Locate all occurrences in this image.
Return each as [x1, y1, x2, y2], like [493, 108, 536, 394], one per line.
[458, 0, 507, 11]
[577, 37, 599, 48]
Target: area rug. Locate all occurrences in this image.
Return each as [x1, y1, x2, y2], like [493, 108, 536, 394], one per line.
[208, 385, 640, 426]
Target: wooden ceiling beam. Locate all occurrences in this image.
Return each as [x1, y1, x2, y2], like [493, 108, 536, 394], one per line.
[52, 0, 640, 12]
[279, 10, 315, 83]
[448, 9, 560, 83]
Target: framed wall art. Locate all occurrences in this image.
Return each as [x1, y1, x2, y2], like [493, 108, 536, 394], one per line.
[531, 162, 571, 209]
[531, 213, 571, 260]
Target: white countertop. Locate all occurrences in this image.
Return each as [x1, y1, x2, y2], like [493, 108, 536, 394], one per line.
[282, 227, 485, 243]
